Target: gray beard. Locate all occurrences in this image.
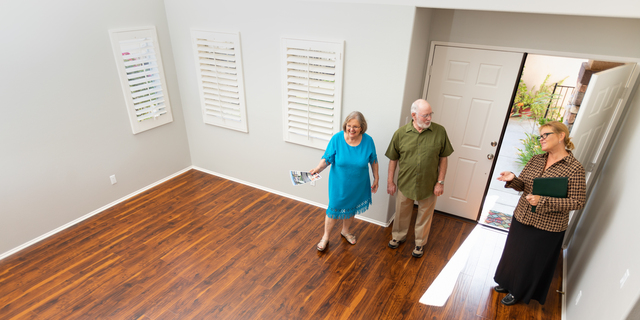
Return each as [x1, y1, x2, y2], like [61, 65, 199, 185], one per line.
[417, 122, 431, 130]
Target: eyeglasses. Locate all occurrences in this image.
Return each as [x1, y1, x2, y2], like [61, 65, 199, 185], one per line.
[537, 132, 555, 140]
[416, 112, 434, 119]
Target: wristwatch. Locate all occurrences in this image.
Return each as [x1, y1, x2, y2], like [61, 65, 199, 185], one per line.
[437, 180, 445, 185]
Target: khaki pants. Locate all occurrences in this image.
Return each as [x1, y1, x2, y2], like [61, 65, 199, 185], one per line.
[392, 190, 437, 247]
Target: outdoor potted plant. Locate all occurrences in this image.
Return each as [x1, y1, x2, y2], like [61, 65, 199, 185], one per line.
[512, 74, 567, 166]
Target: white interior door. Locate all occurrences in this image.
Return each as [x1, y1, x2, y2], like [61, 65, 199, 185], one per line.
[425, 45, 524, 220]
[562, 63, 638, 248]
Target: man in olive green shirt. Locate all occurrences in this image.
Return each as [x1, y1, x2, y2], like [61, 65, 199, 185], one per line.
[385, 99, 454, 258]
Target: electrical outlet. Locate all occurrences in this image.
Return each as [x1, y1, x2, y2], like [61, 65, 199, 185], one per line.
[110, 175, 117, 185]
[575, 290, 582, 305]
[310, 180, 316, 186]
[620, 269, 630, 288]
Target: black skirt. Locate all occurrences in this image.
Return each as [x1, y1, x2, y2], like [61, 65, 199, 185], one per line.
[494, 216, 565, 304]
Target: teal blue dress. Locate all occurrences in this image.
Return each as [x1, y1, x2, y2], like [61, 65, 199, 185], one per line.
[322, 132, 378, 219]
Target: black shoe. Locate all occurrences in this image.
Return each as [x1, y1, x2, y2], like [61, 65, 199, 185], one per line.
[494, 286, 509, 293]
[501, 293, 517, 306]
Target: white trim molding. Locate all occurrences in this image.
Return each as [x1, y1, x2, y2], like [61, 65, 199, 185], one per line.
[1, 166, 391, 261]
[0, 167, 192, 262]
[192, 166, 391, 227]
[192, 166, 327, 209]
[562, 248, 567, 320]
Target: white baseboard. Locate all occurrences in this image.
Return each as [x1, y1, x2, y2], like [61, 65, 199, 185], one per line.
[192, 166, 328, 209]
[356, 212, 392, 227]
[192, 166, 392, 227]
[1, 166, 391, 261]
[0, 167, 193, 262]
[562, 249, 567, 320]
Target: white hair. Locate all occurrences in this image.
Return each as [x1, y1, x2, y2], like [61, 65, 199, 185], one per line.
[410, 101, 419, 114]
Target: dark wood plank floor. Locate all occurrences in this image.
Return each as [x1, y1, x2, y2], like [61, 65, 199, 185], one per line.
[0, 169, 562, 319]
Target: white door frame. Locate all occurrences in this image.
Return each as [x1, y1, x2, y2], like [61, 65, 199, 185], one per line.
[422, 40, 640, 320]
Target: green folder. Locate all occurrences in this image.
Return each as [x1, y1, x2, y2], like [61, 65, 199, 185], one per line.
[531, 177, 568, 213]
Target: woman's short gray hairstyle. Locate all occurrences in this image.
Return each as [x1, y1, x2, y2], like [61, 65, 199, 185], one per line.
[342, 111, 368, 134]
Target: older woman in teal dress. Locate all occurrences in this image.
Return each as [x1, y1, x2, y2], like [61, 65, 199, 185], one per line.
[310, 111, 379, 251]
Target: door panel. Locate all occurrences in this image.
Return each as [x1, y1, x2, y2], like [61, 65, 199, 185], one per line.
[425, 46, 524, 220]
[562, 63, 637, 248]
[570, 64, 634, 188]
[450, 159, 475, 201]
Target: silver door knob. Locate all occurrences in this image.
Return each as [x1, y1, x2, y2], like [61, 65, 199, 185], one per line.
[487, 154, 494, 160]
[491, 141, 497, 147]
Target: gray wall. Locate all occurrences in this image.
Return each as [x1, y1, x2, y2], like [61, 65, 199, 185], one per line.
[0, 0, 191, 255]
[426, 8, 640, 319]
[566, 89, 640, 320]
[163, 0, 419, 224]
[428, 10, 640, 58]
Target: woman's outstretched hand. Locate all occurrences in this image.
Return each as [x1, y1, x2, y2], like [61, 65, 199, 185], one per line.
[497, 171, 515, 182]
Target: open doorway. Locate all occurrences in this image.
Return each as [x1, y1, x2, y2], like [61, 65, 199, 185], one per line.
[478, 55, 624, 231]
[422, 43, 636, 227]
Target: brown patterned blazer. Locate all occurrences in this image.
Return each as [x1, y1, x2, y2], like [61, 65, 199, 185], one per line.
[505, 151, 586, 232]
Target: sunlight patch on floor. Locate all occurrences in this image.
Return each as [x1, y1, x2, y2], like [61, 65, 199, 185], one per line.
[419, 225, 483, 307]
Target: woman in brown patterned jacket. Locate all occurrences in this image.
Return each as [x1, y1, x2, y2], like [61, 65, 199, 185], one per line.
[493, 121, 586, 306]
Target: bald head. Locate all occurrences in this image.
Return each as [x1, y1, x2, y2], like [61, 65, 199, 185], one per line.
[410, 99, 431, 114]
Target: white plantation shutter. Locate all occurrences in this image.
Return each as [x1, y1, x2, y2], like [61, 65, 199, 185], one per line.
[192, 30, 248, 132]
[109, 27, 173, 134]
[282, 38, 344, 150]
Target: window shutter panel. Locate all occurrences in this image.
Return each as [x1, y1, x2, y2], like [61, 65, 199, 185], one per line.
[282, 38, 344, 150]
[109, 27, 173, 134]
[192, 30, 248, 132]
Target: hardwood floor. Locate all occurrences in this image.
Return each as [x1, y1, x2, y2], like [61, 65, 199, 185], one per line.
[0, 169, 562, 319]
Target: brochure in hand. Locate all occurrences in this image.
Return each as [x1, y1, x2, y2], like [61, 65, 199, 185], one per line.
[290, 170, 322, 186]
[531, 177, 568, 212]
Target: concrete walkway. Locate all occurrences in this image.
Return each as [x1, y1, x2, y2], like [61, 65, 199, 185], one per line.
[479, 117, 536, 230]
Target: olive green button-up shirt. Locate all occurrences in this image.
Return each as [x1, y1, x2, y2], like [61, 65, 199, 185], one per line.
[385, 121, 454, 201]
